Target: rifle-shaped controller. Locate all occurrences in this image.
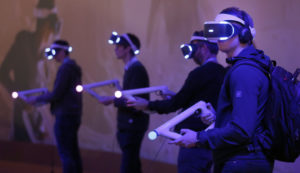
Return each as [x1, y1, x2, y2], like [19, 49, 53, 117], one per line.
[76, 79, 121, 100]
[114, 85, 169, 101]
[148, 100, 215, 140]
[12, 88, 48, 100]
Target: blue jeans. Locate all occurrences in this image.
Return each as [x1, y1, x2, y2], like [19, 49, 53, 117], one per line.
[214, 157, 274, 173]
[178, 147, 212, 173]
[117, 130, 145, 173]
[54, 118, 82, 173]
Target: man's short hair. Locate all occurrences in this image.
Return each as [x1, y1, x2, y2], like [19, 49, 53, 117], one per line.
[53, 40, 70, 56]
[192, 30, 219, 55]
[118, 33, 141, 56]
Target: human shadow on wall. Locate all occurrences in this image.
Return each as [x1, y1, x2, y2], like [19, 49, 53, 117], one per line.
[0, 0, 61, 143]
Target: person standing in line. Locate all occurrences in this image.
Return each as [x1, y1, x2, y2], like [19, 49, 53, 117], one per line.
[171, 7, 274, 173]
[27, 39, 83, 173]
[128, 30, 226, 173]
[99, 32, 150, 173]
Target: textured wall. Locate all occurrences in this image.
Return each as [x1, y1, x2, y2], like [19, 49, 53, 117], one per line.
[0, 0, 299, 172]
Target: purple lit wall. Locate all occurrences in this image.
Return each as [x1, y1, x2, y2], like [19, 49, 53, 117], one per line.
[0, 0, 299, 172]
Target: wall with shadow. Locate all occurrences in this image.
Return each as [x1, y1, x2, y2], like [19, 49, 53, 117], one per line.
[0, 0, 299, 172]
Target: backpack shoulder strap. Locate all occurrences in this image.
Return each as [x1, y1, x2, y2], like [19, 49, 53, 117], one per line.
[228, 59, 270, 81]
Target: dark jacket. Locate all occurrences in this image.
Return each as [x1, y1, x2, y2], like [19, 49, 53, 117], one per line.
[114, 61, 150, 132]
[36, 58, 82, 122]
[196, 45, 271, 163]
[148, 62, 225, 132]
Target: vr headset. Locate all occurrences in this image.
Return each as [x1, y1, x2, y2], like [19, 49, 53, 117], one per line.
[204, 21, 236, 41]
[203, 13, 256, 41]
[45, 44, 72, 60]
[108, 31, 140, 55]
[108, 31, 121, 44]
[180, 35, 216, 59]
[180, 43, 198, 60]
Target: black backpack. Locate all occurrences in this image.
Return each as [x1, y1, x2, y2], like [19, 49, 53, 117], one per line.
[230, 58, 300, 162]
[262, 66, 300, 162]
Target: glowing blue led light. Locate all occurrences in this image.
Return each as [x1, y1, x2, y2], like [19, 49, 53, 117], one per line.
[116, 37, 120, 44]
[112, 31, 118, 36]
[134, 50, 140, 55]
[180, 44, 185, 48]
[148, 131, 158, 140]
[184, 55, 190, 59]
[108, 40, 114, 44]
[47, 55, 53, 60]
[209, 29, 214, 33]
[188, 45, 192, 52]
[11, 92, 19, 99]
[114, 90, 122, 98]
[68, 46, 73, 52]
[76, 85, 83, 93]
[219, 37, 228, 40]
[45, 48, 51, 52]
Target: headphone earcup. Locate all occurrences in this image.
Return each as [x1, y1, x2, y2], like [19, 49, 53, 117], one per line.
[239, 27, 252, 44]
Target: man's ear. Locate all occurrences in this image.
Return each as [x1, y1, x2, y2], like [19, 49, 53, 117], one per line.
[125, 46, 131, 53]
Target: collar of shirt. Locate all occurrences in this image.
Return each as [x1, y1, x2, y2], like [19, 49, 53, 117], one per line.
[63, 56, 71, 64]
[203, 57, 217, 65]
[124, 56, 138, 71]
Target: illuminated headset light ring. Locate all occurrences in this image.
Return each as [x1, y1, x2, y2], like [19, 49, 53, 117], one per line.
[204, 21, 235, 41]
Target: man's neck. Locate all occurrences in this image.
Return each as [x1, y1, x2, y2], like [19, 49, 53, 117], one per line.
[201, 51, 216, 64]
[60, 56, 69, 63]
[122, 54, 133, 64]
[228, 44, 247, 58]
[203, 55, 217, 65]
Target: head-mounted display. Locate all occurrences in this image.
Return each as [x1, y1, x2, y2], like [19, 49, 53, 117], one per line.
[108, 31, 140, 55]
[108, 31, 121, 45]
[44, 44, 72, 60]
[180, 44, 198, 59]
[203, 13, 256, 41]
[180, 34, 216, 60]
[204, 21, 235, 41]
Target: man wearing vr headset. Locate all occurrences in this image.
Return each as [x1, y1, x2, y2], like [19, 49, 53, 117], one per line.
[27, 40, 83, 173]
[128, 31, 225, 173]
[171, 7, 274, 173]
[99, 32, 149, 173]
